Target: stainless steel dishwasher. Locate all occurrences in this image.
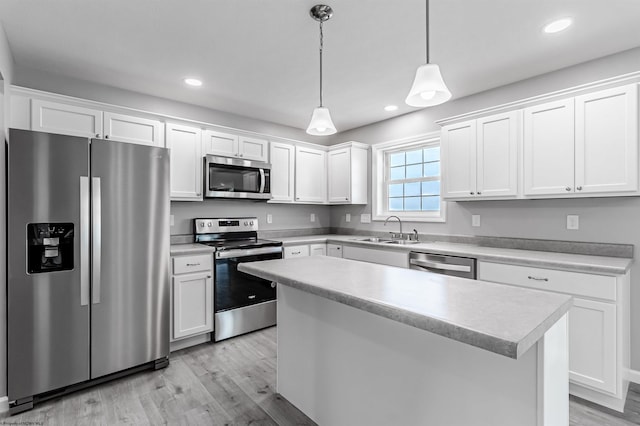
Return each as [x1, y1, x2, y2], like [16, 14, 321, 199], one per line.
[409, 252, 477, 279]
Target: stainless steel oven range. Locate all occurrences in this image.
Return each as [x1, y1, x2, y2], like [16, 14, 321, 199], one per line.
[194, 217, 282, 341]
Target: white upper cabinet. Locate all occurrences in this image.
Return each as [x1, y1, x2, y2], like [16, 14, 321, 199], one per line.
[476, 112, 519, 197]
[295, 145, 327, 203]
[524, 99, 578, 196]
[166, 123, 203, 201]
[202, 129, 268, 162]
[524, 85, 639, 197]
[574, 85, 638, 194]
[327, 143, 368, 204]
[442, 120, 476, 199]
[31, 99, 103, 138]
[442, 111, 519, 200]
[202, 129, 238, 158]
[239, 135, 269, 162]
[31, 99, 164, 147]
[269, 142, 295, 202]
[103, 112, 164, 147]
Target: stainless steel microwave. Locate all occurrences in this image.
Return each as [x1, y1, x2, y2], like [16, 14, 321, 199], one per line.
[204, 155, 271, 200]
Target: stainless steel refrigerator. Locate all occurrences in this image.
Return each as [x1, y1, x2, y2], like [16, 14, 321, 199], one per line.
[7, 129, 170, 413]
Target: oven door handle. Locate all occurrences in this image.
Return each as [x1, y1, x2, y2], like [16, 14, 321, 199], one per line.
[216, 246, 283, 259]
[259, 168, 266, 194]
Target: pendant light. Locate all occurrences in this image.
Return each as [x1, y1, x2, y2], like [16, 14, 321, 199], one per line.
[306, 4, 337, 136]
[405, 0, 452, 107]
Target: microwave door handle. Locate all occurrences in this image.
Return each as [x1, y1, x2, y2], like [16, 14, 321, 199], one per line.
[259, 168, 265, 193]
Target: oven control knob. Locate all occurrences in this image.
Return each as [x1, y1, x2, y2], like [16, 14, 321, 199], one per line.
[271, 282, 276, 288]
[250, 221, 254, 226]
[207, 222, 212, 227]
[244, 221, 248, 226]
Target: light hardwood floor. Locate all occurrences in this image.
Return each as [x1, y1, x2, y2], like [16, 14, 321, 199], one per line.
[3, 326, 640, 425]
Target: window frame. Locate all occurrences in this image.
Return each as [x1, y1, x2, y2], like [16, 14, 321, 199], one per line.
[371, 132, 446, 222]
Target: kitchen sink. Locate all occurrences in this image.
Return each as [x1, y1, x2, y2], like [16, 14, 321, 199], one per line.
[355, 237, 421, 245]
[357, 237, 393, 243]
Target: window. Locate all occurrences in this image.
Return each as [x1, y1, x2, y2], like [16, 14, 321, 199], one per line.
[372, 133, 445, 222]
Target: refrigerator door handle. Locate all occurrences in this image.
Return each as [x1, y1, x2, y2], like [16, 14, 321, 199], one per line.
[92, 177, 102, 304]
[80, 176, 90, 306]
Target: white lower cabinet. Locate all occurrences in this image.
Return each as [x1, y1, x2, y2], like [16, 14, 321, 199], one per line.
[284, 245, 310, 258]
[170, 253, 214, 344]
[478, 261, 628, 411]
[309, 243, 326, 256]
[342, 245, 409, 268]
[327, 244, 343, 258]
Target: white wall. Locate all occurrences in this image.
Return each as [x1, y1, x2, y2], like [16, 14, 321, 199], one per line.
[0, 20, 14, 401]
[329, 46, 640, 371]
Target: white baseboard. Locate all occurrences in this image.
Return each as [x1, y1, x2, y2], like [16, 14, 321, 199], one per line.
[0, 396, 8, 413]
[626, 368, 640, 384]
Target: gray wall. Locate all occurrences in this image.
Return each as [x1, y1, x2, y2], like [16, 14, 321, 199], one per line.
[0, 20, 14, 400]
[171, 200, 331, 236]
[329, 46, 640, 371]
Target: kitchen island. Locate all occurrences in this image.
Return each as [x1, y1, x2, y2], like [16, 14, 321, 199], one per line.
[239, 256, 573, 426]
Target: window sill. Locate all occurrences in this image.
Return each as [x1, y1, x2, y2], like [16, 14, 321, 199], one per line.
[372, 213, 446, 223]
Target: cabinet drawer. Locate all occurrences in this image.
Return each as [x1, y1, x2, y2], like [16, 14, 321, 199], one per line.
[478, 262, 616, 301]
[284, 245, 310, 258]
[173, 254, 213, 275]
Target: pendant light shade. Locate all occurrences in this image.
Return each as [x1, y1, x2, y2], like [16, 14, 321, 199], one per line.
[307, 5, 337, 136]
[405, 0, 451, 108]
[307, 106, 337, 135]
[405, 63, 452, 107]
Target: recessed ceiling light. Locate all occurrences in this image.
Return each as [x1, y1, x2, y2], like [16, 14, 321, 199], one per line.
[184, 78, 203, 87]
[543, 18, 572, 34]
[384, 105, 398, 112]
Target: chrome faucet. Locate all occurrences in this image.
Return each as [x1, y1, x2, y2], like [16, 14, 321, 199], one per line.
[384, 215, 403, 236]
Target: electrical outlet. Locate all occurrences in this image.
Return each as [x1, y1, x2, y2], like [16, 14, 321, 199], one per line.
[361, 213, 371, 224]
[567, 215, 579, 230]
[346, 213, 351, 223]
[310, 213, 316, 222]
[472, 215, 481, 227]
[170, 215, 174, 227]
[266, 214, 273, 224]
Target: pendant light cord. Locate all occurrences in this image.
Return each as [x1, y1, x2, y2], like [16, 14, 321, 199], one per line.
[425, 0, 430, 64]
[319, 21, 324, 107]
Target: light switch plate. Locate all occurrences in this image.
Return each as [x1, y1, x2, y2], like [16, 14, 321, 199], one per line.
[170, 215, 174, 227]
[472, 215, 481, 227]
[346, 213, 351, 223]
[266, 213, 273, 224]
[310, 213, 316, 222]
[361, 213, 371, 224]
[567, 215, 579, 230]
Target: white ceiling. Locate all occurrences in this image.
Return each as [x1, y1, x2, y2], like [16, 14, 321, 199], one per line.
[1, 1, 640, 133]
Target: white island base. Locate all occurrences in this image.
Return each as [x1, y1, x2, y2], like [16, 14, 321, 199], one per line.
[277, 285, 568, 426]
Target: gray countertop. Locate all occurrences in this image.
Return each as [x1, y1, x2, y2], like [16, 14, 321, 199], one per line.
[239, 256, 573, 359]
[276, 234, 632, 275]
[170, 243, 215, 256]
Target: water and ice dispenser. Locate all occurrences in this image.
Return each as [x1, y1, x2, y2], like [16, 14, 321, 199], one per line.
[27, 223, 74, 273]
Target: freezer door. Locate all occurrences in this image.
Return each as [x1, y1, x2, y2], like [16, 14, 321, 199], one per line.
[90, 139, 170, 379]
[7, 129, 90, 401]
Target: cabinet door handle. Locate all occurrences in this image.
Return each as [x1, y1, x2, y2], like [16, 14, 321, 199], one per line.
[248, 295, 256, 299]
[239, 153, 243, 157]
[105, 135, 109, 139]
[565, 186, 571, 191]
[186, 262, 200, 266]
[95, 133, 101, 138]
[207, 275, 212, 278]
[470, 192, 475, 195]
[527, 275, 549, 282]
[477, 192, 482, 195]
[576, 186, 583, 191]
[291, 251, 301, 255]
